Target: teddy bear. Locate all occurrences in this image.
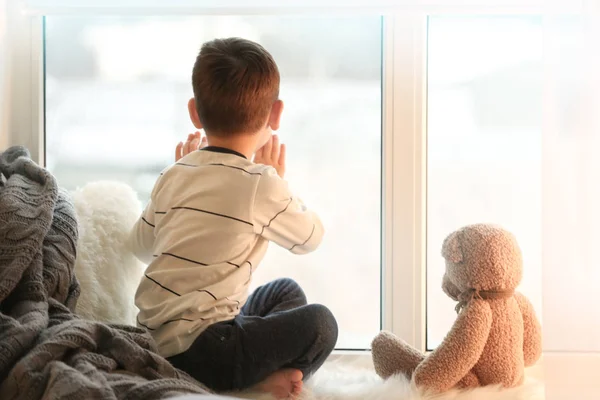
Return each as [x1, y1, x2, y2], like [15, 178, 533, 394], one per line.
[371, 223, 542, 393]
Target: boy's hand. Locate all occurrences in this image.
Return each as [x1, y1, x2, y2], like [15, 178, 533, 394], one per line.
[254, 135, 286, 178]
[176, 131, 207, 162]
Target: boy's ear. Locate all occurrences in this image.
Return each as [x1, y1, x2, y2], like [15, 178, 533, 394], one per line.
[188, 98, 203, 129]
[268, 100, 284, 131]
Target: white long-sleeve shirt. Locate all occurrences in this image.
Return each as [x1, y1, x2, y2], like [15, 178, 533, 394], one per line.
[129, 146, 324, 357]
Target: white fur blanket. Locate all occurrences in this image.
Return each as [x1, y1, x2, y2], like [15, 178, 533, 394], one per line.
[222, 361, 543, 400]
[71, 180, 146, 326]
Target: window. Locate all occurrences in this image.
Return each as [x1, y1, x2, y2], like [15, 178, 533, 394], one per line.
[44, 15, 383, 350]
[426, 15, 543, 349]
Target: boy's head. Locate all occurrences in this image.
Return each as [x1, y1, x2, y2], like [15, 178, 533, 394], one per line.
[188, 37, 283, 142]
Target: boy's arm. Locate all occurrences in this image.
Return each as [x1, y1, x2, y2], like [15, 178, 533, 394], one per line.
[128, 200, 156, 264]
[252, 169, 324, 254]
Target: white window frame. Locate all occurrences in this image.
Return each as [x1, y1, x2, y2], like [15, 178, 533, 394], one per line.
[381, 14, 427, 352]
[6, 5, 600, 394]
[3, 0, 44, 165]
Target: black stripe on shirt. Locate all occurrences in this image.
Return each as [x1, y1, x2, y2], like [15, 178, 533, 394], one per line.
[144, 274, 180, 296]
[138, 317, 204, 331]
[162, 252, 208, 266]
[152, 255, 246, 269]
[197, 289, 217, 300]
[145, 274, 217, 301]
[226, 297, 241, 309]
[226, 260, 252, 269]
[155, 211, 167, 215]
[137, 316, 154, 331]
[207, 163, 263, 175]
[162, 317, 204, 326]
[260, 198, 293, 234]
[244, 261, 254, 285]
[289, 224, 316, 251]
[175, 162, 262, 176]
[141, 217, 155, 228]
[171, 206, 252, 226]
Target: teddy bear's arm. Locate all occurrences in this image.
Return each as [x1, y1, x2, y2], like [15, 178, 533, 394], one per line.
[514, 291, 542, 367]
[413, 300, 493, 393]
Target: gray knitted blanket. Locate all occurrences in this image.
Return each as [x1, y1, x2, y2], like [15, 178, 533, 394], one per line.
[0, 146, 209, 399]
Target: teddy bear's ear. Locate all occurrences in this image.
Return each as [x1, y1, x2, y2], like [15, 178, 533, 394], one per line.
[442, 231, 463, 264]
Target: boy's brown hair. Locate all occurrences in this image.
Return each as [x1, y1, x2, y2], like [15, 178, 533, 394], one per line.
[192, 37, 280, 136]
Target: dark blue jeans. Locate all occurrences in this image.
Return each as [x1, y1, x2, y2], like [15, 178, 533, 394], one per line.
[167, 278, 338, 392]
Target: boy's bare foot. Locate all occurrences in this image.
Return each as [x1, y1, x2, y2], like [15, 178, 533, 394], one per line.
[254, 368, 303, 399]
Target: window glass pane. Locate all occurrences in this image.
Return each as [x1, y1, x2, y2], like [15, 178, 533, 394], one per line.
[426, 16, 543, 349]
[45, 15, 382, 349]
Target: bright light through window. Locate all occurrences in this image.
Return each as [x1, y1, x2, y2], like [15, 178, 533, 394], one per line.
[44, 15, 383, 350]
[426, 16, 543, 349]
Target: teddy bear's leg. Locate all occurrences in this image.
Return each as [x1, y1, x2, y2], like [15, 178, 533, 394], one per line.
[456, 371, 480, 389]
[371, 331, 425, 379]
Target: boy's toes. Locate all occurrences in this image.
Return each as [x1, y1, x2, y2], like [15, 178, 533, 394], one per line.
[291, 380, 303, 394]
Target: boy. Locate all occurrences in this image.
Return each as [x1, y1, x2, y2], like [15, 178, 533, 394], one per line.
[129, 38, 338, 399]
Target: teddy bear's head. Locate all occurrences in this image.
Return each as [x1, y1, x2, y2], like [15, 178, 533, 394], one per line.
[441, 224, 523, 298]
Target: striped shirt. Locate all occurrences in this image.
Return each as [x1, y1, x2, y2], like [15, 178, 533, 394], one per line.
[128, 146, 324, 357]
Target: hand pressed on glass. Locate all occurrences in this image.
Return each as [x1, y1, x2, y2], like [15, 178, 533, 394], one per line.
[175, 131, 208, 162]
[254, 134, 286, 179]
